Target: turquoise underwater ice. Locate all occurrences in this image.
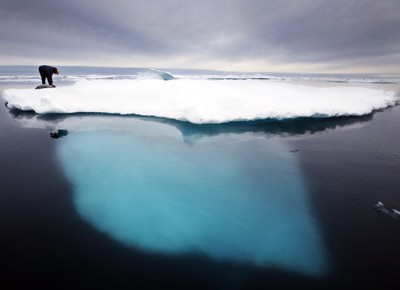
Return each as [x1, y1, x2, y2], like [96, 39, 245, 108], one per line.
[57, 119, 328, 277]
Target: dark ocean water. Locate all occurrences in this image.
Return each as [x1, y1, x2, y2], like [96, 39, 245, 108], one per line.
[1, 69, 400, 289]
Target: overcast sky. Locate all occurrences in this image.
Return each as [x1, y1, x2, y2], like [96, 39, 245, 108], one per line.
[1, 0, 399, 73]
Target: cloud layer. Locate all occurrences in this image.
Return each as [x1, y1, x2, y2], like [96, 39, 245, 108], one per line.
[1, 0, 399, 72]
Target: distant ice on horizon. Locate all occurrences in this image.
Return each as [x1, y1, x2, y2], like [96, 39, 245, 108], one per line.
[2, 76, 398, 124]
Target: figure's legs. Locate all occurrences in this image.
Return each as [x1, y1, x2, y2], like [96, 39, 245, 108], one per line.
[39, 67, 46, 84]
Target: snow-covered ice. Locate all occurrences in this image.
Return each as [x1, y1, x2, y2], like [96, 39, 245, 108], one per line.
[3, 78, 397, 124]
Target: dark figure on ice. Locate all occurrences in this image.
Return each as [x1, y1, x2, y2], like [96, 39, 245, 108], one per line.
[38, 65, 59, 87]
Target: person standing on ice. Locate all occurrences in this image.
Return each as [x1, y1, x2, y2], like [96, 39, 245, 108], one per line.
[38, 65, 59, 87]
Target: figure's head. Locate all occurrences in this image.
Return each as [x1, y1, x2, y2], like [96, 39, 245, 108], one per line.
[54, 67, 59, 74]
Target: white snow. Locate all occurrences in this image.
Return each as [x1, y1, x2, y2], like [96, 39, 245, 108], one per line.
[2, 78, 398, 124]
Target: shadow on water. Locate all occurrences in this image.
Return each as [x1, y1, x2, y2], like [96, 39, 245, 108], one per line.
[8, 108, 375, 141]
[163, 114, 374, 142]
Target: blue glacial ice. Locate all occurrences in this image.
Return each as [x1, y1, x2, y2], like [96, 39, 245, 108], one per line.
[57, 120, 328, 277]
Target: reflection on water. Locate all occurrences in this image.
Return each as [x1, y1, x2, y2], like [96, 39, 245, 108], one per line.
[8, 109, 374, 140]
[5, 112, 375, 278]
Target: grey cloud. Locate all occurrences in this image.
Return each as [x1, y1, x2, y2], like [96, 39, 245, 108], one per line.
[0, 0, 171, 58]
[0, 0, 399, 72]
[215, 0, 400, 62]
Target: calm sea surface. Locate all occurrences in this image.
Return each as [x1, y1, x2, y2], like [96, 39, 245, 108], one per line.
[1, 68, 400, 289]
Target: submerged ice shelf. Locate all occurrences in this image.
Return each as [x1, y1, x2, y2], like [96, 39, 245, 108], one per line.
[53, 117, 328, 277]
[5, 107, 336, 276]
[2, 78, 398, 124]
